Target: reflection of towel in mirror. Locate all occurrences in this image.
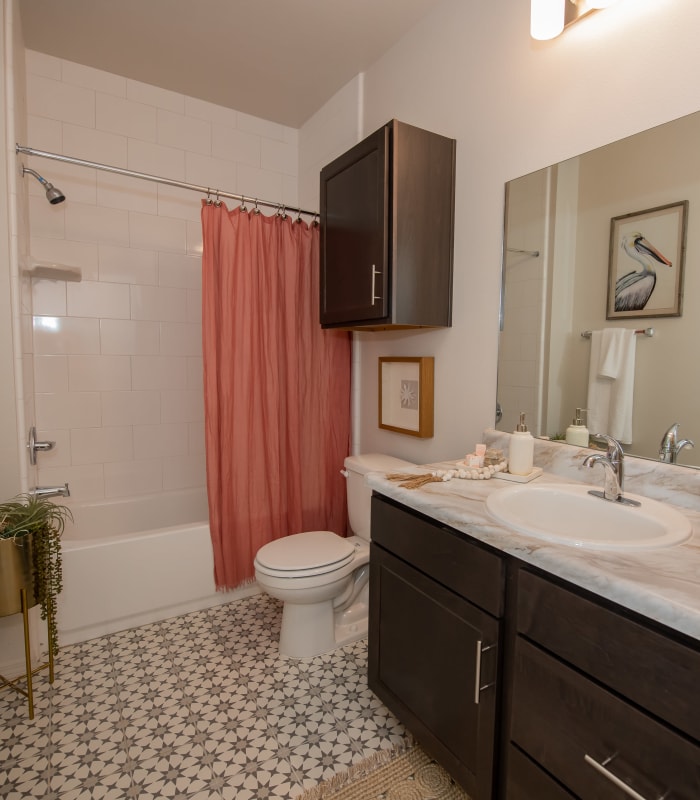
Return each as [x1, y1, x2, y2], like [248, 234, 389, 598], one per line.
[586, 328, 637, 444]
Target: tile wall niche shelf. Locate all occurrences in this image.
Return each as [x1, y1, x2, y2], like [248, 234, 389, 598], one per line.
[23, 262, 82, 281]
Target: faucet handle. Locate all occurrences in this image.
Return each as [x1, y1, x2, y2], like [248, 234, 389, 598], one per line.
[660, 422, 680, 447]
[592, 433, 624, 461]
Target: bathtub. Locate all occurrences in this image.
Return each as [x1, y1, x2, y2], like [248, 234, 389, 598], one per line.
[57, 489, 259, 646]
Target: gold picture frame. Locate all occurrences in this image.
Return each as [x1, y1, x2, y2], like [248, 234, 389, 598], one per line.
[606, 200, 688, 319]
[378, 357, 434, 438]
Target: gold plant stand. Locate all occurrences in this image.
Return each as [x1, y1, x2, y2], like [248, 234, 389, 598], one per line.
[0, 587, 55, 719]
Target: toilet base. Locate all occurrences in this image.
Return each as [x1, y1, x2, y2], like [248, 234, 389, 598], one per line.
[334, 599, 369, 651]
[278, 591, 369, 660]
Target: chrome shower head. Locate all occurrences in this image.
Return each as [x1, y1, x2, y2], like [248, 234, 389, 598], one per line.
[22, 166, 66, 204]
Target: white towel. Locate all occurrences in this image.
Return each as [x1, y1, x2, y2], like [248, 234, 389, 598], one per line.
[586, 328, 636, 444]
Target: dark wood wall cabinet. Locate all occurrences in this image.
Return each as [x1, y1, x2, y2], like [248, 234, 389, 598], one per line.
[368, 493, 700, 800]
[319, 120, 456, 330]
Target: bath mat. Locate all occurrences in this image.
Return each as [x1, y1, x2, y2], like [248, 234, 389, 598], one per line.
[295, 743, 472, 800]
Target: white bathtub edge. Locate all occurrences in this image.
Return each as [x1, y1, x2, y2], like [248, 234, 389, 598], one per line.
[58, 583, 261, 647]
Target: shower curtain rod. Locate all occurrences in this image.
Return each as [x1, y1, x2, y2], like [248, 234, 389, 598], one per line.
[16, 144, 318, 219]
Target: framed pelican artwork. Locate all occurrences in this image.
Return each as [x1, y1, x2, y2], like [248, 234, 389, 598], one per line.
[607, 200, 688, 319]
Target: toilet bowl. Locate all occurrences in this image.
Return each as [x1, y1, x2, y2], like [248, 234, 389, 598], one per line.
[254, 453, 415, 659]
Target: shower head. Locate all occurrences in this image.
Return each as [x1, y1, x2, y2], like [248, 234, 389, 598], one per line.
[22, 166, 66, 204]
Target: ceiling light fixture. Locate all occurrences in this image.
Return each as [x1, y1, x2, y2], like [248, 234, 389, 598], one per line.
[531, 0, 618, 41]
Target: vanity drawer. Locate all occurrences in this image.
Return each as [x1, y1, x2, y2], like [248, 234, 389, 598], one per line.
[511, 637, 700, 799]
[505, 746, 576, 800]
[517, 568, 700, 741]
[371, 495, 504, 617]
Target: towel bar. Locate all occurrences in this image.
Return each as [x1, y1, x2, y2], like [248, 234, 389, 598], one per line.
[581, 327, 654, 339]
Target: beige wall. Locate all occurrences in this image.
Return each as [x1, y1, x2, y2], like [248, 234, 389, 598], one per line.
[498, 168, 549, 436]
[565, 112, 700, 461]
[0, 0, 30, 500]
[304, 0, 700, 463]
[0, 4, 19, 498]
[0, 0, 42, 674]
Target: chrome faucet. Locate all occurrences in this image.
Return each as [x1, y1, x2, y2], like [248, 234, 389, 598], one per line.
[582, 434, 640, 506]
[30, 483, 70, 499]
[658, 423, 694, 464]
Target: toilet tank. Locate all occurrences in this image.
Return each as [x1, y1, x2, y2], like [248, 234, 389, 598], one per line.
[344, 454, 416, 540]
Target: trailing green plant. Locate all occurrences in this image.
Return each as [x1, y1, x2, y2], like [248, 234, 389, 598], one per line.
[0, 494, 72, 654]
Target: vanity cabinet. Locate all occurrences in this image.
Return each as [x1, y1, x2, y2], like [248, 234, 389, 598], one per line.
[319, 120, 455, 330]
[369, 489, 700, 800]
[368, 495, 504, 799]
[507, 569, 700, 799]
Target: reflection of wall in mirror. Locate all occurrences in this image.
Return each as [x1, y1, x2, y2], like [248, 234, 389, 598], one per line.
[498, 170, 549, 436]
[501, 111, 700, 466]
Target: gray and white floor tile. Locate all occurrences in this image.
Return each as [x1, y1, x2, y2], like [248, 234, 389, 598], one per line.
[0, 594, 409, 799]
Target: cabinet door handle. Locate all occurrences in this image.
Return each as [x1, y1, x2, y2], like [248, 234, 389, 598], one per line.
[473, 641, 497, 704]
[584, 753, 666, 800]
[371, 264, 382, 305]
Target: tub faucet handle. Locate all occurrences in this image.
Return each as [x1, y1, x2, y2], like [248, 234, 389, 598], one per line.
[27, 426, 56, 465]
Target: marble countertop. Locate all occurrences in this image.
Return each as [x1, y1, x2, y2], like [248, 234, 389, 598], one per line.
[366, 434, 700, 641]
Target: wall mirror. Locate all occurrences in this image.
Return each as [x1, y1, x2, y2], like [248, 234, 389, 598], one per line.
[497, 109, 700, 468]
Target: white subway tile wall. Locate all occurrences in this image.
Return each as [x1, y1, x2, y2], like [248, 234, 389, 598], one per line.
[27, 50, 300, 501]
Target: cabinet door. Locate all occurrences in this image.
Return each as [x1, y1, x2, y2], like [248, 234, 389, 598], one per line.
[369, 544, 500, 800]
[320, 125, 389, 326]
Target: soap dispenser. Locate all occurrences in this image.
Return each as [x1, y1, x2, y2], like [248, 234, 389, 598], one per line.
[565, 408, 589, 447]
[509, 412, 534, 476]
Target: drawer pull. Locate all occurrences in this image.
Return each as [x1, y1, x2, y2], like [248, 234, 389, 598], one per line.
[584, 753, 667, 800]
[371, 264, 382, 305]
[474, 641, 497, 704]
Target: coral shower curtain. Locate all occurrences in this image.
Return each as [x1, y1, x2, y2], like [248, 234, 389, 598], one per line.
[201, 202, 352, 590]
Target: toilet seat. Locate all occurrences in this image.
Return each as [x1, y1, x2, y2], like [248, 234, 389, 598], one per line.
[254, 531, 356, 579]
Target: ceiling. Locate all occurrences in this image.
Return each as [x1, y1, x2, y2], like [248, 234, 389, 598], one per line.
[19, 0, 444, 128]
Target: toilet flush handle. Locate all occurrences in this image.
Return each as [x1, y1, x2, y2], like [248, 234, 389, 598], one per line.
[340, 469, 349, 478]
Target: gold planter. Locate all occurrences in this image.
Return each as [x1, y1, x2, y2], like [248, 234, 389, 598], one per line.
[0, 534, 37, 617]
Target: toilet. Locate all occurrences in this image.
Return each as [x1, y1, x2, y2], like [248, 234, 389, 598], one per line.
[254, 453, 415, 659]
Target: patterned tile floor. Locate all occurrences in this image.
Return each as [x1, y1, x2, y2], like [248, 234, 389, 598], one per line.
[0, 594, 409, 799]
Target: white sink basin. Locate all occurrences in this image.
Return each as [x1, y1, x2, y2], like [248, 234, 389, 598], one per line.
[485, 483, 692, 550]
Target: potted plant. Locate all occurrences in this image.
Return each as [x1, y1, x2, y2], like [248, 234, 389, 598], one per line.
[0, 493, 72, 654]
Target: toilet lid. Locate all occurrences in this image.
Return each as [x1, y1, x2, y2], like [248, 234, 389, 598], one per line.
[255, 531, 355, 577]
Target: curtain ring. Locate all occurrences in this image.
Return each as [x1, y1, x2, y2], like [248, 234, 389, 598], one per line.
[312, 213, 320, 228]
[206, 189, 213, 205]
[295, 208, 303, 224]
[253, 198, 261, 215]
[215, 190, 221, 207]
[239, 195, 248, 213]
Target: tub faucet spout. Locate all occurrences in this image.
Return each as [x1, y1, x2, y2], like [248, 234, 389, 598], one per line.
[30, 483, 70, 499]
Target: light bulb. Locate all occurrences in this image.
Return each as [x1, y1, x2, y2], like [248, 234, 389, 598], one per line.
[531, 0, 565, 40]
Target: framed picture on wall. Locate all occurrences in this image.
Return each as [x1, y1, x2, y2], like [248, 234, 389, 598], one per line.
[378, 357, 434, 438]
[606, 200, 688, 319]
